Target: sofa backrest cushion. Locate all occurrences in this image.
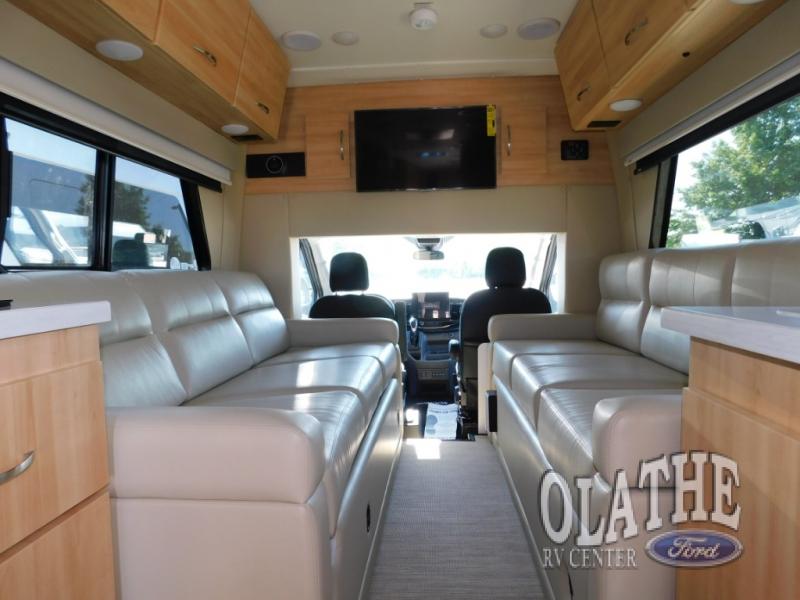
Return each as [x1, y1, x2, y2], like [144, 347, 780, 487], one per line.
[122, 271, 255, 398]
[208, 271, 290, 363]
[0, 271, 186, 407]
[640, 246, 736, 373]
[732, 239, 800, 306]
[595, 251, 655, 353]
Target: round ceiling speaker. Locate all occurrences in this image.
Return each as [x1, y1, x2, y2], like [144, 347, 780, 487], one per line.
[95, 39, 144, 61]
[609, 98, 643, 112]
[480, 24, 509, 39]
[517, 18, 561, 40]
[409, 7, 438, 30]
[281, 31, 322, 51]
[332, 31, 360, 46]
[221, 123, 249, 136]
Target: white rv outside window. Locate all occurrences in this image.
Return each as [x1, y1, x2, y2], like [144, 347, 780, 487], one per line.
[1, 119, 97, 267]
[667, 93, 800, 248]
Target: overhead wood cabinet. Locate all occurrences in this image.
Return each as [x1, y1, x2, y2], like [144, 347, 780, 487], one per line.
[234, 10, 290, 141]
[156, 0, 250, 104]
[555, 0, 785, 130]
[10, 0, 289, 142]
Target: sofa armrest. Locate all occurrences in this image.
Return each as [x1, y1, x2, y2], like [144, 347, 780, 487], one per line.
[286, 317, 399, 347]
[592, 394, 683, 486]
[488, 313, 596, 342]
[107, 406, 325, 503]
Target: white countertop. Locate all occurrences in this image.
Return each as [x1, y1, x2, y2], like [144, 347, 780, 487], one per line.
[662, 306, 800, 364]
[0, 301, 111, 341]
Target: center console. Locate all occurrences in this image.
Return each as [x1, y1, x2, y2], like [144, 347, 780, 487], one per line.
[404, 292, 461, 400]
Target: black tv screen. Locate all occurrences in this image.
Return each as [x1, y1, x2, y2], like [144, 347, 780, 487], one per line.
[354, 106, 497, 192]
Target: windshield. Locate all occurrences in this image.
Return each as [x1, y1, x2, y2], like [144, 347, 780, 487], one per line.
[308, 233, 553, 299]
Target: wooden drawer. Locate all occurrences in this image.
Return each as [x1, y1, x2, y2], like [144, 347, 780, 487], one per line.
[593, 0, 687, 82]
[554, 0, 612, 129]
[156, 0, 250, 103]
[234, 9, 290, 140]
[498, 104, 547, 185]
[0, 493, 115, 600]
[0, 361, 108, 554]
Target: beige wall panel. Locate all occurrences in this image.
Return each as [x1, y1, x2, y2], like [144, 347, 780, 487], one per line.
[565, 185, 621, 313]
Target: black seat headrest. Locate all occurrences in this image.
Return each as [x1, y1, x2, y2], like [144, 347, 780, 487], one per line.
[112, 239, 150, 270]
[485, 247, 526, 288]
[330, 252, 369, 292]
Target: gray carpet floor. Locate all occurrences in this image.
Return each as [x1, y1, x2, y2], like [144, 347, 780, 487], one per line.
[366, 438, 546, 600]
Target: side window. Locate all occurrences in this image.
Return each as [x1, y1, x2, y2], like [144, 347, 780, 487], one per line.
[1, 119, 97, 267]
[111, 158, 197, 270]
[665, 94, 800, 248]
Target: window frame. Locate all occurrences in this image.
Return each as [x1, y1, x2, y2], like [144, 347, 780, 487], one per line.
[0, 93, 214, 271]
[642, 72, 800, 248]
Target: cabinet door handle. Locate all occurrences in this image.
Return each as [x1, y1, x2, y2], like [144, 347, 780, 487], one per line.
[624, 17, 649, 46]
[257, 102, 270, 115]
[339, 130, 345, 160]
[506, 125, 512, 157]
[0, 450, 35, 486]
[576, 86, 591, 101]
[192, 45, 218, 67]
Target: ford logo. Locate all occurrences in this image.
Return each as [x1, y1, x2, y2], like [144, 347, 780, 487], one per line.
[645, 530, 743, 568]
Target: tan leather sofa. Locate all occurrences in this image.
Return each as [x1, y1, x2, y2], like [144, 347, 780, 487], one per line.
[0, 269, 403, 600]
[489, 238, 800, 600]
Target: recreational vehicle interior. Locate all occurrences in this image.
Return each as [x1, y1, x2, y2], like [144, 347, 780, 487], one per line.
[0, 0, 799, 598]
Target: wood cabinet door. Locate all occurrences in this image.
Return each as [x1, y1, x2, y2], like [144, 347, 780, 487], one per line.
[0, 493, 115, 600]
[554, 0, 612, 130]
[101, 0, 161, 40]
[593, 0, 687, 82]
[498, 105, 547, 185]
[305, 113, 352, 180]
[234, 10, 289, 141]
[156, 0, 250, 103]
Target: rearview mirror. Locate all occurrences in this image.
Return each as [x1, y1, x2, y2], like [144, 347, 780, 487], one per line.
[413, 249, 445, 260]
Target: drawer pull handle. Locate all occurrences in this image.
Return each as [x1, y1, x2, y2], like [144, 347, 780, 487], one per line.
[624, 18, 649, 46]
[257, 101, 271, 115]
[339, 130, 345, 161]
[192, 45, 218, 67]
[576, 86, 591, 101]
[0, 451, 35, 486]
[506, 125, 512, 156]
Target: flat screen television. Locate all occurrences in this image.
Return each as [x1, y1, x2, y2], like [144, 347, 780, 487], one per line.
[354, 106, 497, 192]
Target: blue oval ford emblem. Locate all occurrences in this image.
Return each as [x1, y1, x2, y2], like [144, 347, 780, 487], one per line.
[645, 530, 743, 568]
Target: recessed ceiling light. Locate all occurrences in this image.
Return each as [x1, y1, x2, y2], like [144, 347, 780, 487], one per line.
[609, 98, 643, 112]
[409, 6, 438, 30]
[332, 31, 360, 46]
[281, 31, 322, 51]
[480, 24, 508, 39]
[221, 124, 249, 136]
[95, 39, 143, 62]
[517, 18, 561, 40]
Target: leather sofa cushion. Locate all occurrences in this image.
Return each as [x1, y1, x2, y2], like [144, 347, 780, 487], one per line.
[492, 340, 633, 388]
[732, 239, 800, 306]
[538, 388, 681, 510]
[595, 251, 656, 353]
[189, 391, 366, 536]
[209, 271, 290, 363]
[266, 343, 397, 382]
[510, 354, 686, 422]
[640, 246, 735, 374]
[194, 356, 385, 421]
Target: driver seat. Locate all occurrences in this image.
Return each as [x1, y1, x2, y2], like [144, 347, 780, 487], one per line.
[309, 252, 396, 319]
[456, 247, 551, 410]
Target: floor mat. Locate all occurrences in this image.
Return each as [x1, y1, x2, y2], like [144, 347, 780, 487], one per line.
[423, 403, 459, 440]
[366, 438, 545, 600]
